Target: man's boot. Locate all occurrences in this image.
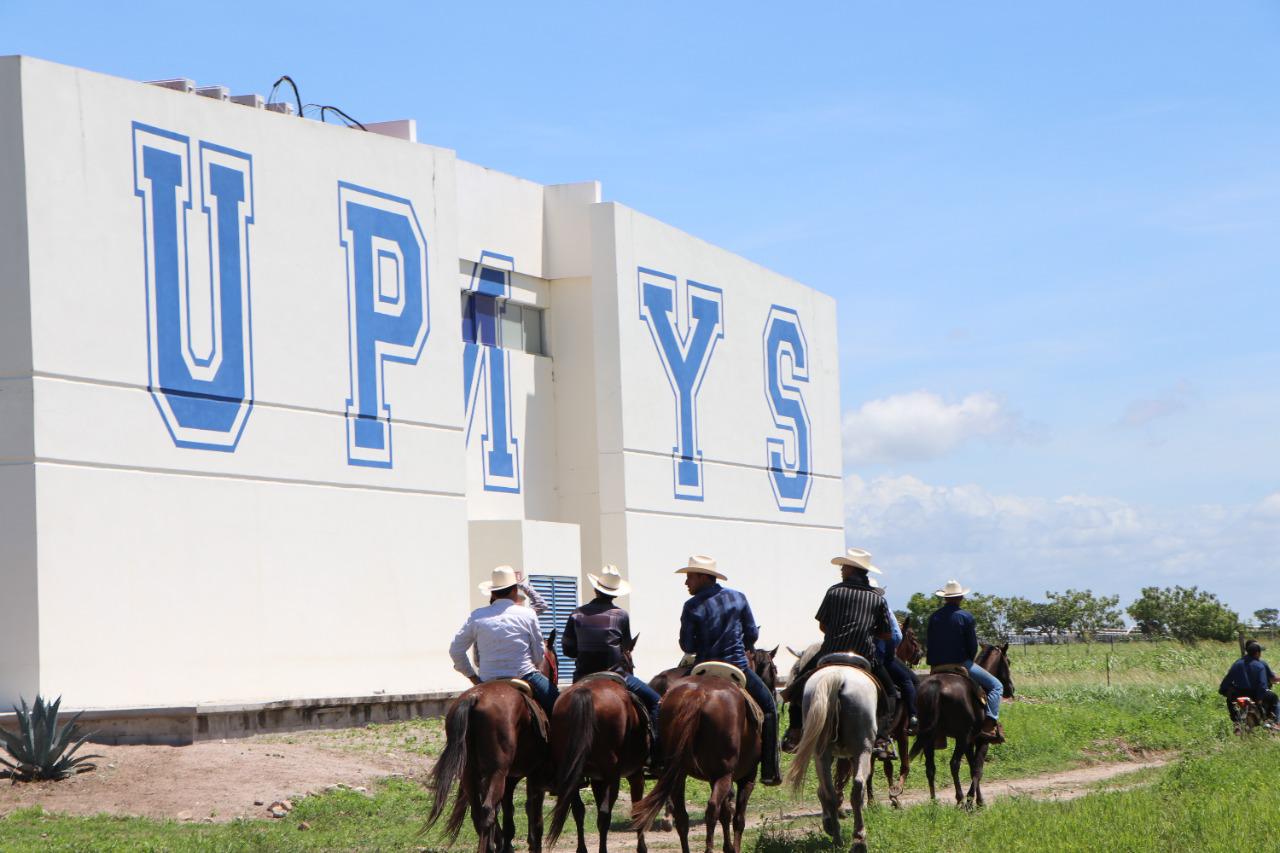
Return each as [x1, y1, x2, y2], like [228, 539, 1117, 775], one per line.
[977, 718, 1005, 744]
[872, 693, 898, 760]
[645, 729, 664, 778]
[760, 717, 782, 786]
[781, 674, 809, 753]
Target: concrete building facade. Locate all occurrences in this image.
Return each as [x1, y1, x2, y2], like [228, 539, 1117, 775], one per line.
[0, 56, 845, 713]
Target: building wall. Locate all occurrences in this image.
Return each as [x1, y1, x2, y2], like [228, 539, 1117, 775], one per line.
[8, 57, 471, 707]
[0, 56, 39, 707]
[590, 203, 846, 675]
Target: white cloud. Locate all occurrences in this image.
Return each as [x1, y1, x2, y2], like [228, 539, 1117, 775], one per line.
[844, 474, 1280, 614]
[843, 390, 1029, 465]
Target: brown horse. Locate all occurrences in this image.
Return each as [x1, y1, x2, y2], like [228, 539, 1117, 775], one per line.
[427, 633, 559, 853]
[632, 675, 761, 853]
[909, 643, 1014, 808]
[547, 635, 650, 853]
[747, 646, 780, 698]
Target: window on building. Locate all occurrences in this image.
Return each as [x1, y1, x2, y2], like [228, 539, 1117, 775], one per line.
[461, 291, 546, 356]
[527, 574, 579, 684]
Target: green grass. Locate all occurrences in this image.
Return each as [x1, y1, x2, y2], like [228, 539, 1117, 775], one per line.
[754, 736, 1280, 852]
[0, 641, 1251, 850]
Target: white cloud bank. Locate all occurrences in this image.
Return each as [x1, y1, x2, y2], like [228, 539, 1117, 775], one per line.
[843, 391, 1031, 465]
[844, 474, 1279, 614]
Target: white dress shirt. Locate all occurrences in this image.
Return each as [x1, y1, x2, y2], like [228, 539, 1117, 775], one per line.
[449, 598, 545, 682]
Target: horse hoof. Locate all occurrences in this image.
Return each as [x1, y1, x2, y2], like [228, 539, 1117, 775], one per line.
[838, 807, 851, 818]
[889, 795, 901, 809]
[852, 840, 868, 853]
[654, 818, 673, 832]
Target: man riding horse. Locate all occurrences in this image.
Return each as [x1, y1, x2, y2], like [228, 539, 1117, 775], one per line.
[925, 579, 1003, 743]
[675, 555, 783, 786]
[782, 548, 900, 759]
[561, 563, 665, 768]
[448, 565, 559, 716]
[868, 575, 918, 735]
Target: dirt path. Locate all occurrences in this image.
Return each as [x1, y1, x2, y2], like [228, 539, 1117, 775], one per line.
[576, 756, 1173, 851]
[0, 735, 428, 822]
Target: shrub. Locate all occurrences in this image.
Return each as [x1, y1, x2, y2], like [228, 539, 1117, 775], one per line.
[0, 696, 101, 782]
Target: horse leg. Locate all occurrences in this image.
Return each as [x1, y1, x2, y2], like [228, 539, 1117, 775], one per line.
[704, 774, 732, 853]
[731, 776, 754, 853]
[891, 730, 909, 804]
[501, 779, 517, 853]
[628, 772, 649, 853]
[525, 780, 545, 853]
[967, 741, 989, 808]
[865, 755, 875, 805]
[924, 745, 937, 800]
[590, 778, 618, 853]
[717, 775, 735, 853]
[833, 757, 852, 816]
[849, 752, 869, 853]
[670, 775, 691, 853]
[471, 771, 503, 853]
[816, 750, 842, 844]
[949, 741, 966, 806]
[570, 789, 588, 853]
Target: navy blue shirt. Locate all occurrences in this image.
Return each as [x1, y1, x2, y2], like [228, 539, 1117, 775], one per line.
[1223, 656, 1276, 699]
[679, 583, 759, 671]
[926, 603, 978, 666]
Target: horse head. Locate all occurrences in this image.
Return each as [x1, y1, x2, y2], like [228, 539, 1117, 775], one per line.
[897, 618, 924, 667]
[749, 645, 779, 694]
[978, 642, 1014, 699]
[621, 632, 640, 674]
[543, 628, 559, 683]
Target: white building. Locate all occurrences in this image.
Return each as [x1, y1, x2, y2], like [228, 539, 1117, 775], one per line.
[0, 56, 845, 716]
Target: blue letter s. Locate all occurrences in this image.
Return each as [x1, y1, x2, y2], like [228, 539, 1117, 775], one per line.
[763, 306, 811, 512]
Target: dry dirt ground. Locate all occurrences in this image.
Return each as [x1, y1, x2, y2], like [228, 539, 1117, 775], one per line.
[0, 728, 433, 822]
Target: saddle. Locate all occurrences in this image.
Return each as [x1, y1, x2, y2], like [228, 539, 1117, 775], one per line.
[494, 678, 549, 741]
[814, 652, 884, 697]
[579, 671, 628, 686]
[929, 664, 987, 714]
[575, 671, 651, 744]
[691, 662, 764, 729]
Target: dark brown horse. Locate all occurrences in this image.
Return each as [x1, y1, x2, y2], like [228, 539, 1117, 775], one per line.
[908, 643, 1014, 808]
[547, 635, 650, 853]
[427, 633, 559, 853]
[632, 675, 761, 853]
[747, 646, 780, 698]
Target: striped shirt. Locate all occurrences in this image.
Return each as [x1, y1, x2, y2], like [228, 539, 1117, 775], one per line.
[815, 579, 890, 659]
[517, 581, 549, 616]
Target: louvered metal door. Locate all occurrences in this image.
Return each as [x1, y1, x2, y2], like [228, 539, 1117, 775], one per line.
[529, 574, 579, 684]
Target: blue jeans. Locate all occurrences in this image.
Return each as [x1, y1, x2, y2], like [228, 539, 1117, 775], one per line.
[965, 660, 1002, 720]
[521, 670, 559, 716]
[887, 657, 917, 718]
[625, 674, 663, 742]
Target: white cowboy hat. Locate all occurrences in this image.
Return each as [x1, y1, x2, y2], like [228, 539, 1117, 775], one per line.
[589, 564, 632, 597]
[831, 547, 882, 574]
[478, 565, 520, 595]
[935, 579, 971, 598]
[673, 555, 727, 581]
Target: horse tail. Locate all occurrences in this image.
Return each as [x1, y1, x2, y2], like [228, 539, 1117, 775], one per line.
[426, 693, 476, 839]
[786, 667, 843, 793]
[546, 688, 595, 846]
[909, 676, 942, 759]
[631, 687, 705, 831]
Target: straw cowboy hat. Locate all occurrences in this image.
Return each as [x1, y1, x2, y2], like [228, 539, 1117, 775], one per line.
[589, 564, 632, 597]
[673, 555, 727, 581]
[478, 565, 520, 595]
[935, 579, 971, 598]
[831, 547, 882, 574]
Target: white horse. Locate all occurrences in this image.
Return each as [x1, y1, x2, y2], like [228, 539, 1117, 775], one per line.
[784, 664, 879, 853]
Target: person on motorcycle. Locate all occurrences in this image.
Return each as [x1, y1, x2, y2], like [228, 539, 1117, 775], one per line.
[1220, 640, 1279, 728]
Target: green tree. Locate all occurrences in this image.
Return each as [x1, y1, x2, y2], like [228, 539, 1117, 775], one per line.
[1254, 608, 1279, 629]
[1127, 586, 1240, 643]
[1002, 596, 1039, 633]
[1046, 588, 1123, 641]
[906, 592, 937, 648]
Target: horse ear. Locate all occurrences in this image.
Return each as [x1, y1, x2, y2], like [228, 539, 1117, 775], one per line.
[548, 628, 557, 646]
[628, 633, 640, 651]
[786, 645, 801, 658]
[904, 615, 912, 630]
[1001, 642, 1009, 653]
[768, 645, 779, 659]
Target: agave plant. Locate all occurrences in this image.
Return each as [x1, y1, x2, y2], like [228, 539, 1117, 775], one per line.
[0, 695, 100, 782]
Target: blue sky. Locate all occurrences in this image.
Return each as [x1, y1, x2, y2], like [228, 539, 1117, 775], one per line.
[4, 2, 1277, 616]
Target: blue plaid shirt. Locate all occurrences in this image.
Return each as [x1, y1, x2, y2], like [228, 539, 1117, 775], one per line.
[679, 583, 758, 671]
